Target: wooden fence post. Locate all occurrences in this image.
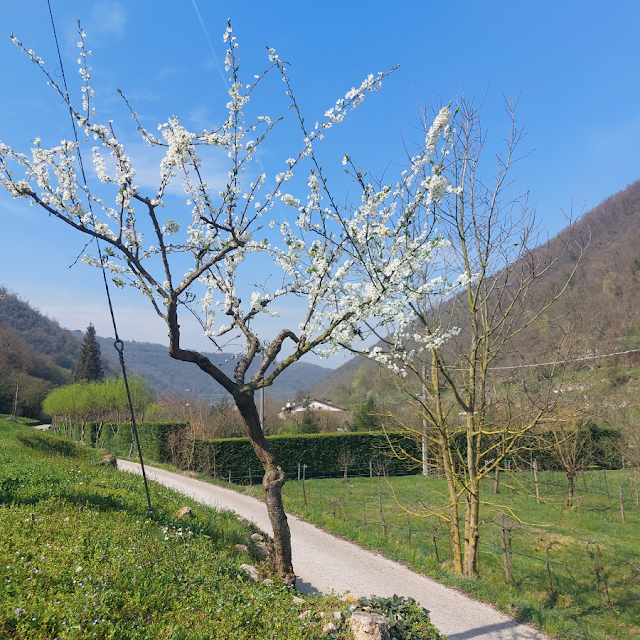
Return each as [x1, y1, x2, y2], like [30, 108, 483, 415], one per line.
[377, 473, 387, 538]
[302, 464, 307, 506]
[500, 511, 512, 581]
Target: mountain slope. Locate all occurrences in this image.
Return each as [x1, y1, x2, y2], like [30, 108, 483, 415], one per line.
[313, 179, 640, 403]
[0, 286, 333, 413]
[94, 336, 332, 402]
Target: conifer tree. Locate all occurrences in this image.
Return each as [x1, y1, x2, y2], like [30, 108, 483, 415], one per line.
[299, 398, 320, 434]
[74, 323, 104, 383]
[350, 395, 381, 432]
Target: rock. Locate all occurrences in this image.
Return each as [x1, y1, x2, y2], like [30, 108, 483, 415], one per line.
[251, 532, 264, 542]
[298, 609, 312, 620]
[344, 594, 360, 604]
[175, 506, 193, 518]
[234, 544, 248, 553]
[322, 622, 338, 633]
[333, 611, 343, 621]
[240, 564, 259, 582]
[236, 515, 252, 527]
[262, 578, 274, 585]
[292, 596, 306, 605]
[349, 611, 390, 640]
[255, 541, 271, 558]
[97, 454, 117, 468]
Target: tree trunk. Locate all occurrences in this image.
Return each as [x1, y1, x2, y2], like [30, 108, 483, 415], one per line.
[464, 478, 480, 578]
[566, 469, 576, 508]
[439, 437, 463, 574]
[465, 412, 480, 578]
[234, 391, 295, 586]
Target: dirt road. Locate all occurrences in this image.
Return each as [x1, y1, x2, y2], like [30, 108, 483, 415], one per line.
[118, 460, 548, 640]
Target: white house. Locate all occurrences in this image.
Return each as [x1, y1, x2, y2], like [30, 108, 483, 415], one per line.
[278, 398, 346, 419]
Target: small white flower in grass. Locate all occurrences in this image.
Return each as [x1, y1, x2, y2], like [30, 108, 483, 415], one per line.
[76, 566, 82, 572]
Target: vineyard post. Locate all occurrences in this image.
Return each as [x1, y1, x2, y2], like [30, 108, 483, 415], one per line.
[500, 511, 512, 581]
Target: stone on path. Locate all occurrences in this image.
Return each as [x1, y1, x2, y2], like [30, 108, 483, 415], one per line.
[349, 611, 390, 640]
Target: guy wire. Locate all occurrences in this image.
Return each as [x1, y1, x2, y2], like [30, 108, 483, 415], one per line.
[46, 0, 152, 514]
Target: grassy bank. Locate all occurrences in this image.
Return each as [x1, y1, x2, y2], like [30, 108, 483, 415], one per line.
[0, 421, 442, 639]
[223, 467, 640, 640]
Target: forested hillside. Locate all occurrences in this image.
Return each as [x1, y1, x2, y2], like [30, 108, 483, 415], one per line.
[0, 287, 81, 417]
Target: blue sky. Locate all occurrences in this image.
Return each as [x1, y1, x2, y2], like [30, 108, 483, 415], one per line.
[1, 0, 639, 368]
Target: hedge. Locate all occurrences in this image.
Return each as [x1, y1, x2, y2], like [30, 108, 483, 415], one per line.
[189, 431, 421, 480]
[54, 421, 421, 480]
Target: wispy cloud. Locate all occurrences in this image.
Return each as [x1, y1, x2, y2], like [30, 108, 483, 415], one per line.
[188, 106, 212, 131]
[89, 2, 127, 39]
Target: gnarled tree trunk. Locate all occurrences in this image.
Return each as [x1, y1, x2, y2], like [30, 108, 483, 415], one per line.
[234, 392, 295, 586]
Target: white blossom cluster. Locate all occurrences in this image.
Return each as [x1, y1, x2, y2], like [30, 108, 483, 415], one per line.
[0, 22, 468, 385]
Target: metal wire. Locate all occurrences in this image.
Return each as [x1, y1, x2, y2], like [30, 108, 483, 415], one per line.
[46, 0, 152, 514]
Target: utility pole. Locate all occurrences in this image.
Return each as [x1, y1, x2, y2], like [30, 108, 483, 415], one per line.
[11, 383, 19, 419]
[421, 364, 430, 475]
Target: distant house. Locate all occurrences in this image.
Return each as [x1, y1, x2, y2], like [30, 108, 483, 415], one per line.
[278, 398, 346, 419]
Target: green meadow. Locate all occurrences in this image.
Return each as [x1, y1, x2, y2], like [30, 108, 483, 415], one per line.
[0, 420, 441, 639]
[228, 466, 640, 640]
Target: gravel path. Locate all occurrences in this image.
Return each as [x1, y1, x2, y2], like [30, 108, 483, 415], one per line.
[118, 460, 549, 640]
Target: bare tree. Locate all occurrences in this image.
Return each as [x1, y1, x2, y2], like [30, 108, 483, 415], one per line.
[365, 97, 585, 577]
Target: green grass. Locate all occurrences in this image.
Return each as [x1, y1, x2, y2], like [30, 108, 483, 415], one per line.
[0, 414, 42, 426]
[0, 421, 443, 639]
[221, 467, 640, 640]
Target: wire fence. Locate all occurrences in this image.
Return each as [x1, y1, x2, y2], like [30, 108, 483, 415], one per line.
[101, 440, 640, 610]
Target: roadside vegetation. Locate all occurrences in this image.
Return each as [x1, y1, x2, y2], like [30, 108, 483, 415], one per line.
[228, 468, 640, 640]
[0, 419, 443, 639]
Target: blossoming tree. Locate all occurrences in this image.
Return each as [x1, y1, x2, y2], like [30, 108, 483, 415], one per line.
[0, 22, 457, 584]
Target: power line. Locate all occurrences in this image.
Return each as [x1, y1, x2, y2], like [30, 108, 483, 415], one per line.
[463, 347, 640, 372]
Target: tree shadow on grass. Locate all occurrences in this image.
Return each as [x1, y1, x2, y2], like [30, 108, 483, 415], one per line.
[17, 431, 90, 459]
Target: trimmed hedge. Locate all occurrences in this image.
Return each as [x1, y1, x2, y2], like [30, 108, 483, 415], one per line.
[55, 421, 421, 480]
[53, 419, 623, 481]
[513, 423, 623, 471]
[99, 421, 186, 462]
[190, 431, 421, 480]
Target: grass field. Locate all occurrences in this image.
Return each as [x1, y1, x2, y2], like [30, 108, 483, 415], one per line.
[224, 466, 640, 640]
[0, 421, 442, 639]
